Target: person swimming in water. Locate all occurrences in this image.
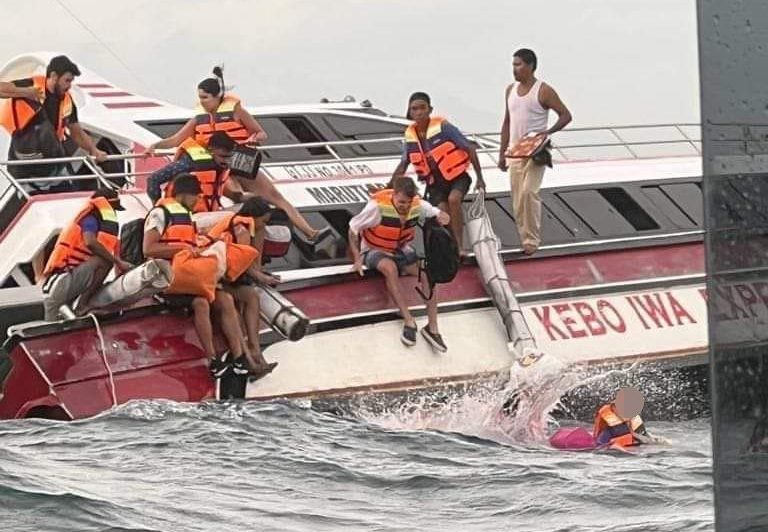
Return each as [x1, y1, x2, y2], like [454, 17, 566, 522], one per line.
[593, 387, 658, 447]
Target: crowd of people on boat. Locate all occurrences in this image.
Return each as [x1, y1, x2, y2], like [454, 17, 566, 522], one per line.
[0, 49, 572, 383]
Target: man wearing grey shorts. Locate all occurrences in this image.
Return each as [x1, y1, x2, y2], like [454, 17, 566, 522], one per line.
[348, 177, 450, 352]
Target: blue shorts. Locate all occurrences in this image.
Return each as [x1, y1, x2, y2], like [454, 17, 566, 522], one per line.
[363, 246, 419, 274]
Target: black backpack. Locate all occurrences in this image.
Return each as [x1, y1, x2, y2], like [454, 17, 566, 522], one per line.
[120, 218, 145, 266]
[415, 219, 459, 300]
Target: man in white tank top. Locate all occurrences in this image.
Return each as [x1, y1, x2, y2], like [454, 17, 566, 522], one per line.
[498, 49, 572, 255]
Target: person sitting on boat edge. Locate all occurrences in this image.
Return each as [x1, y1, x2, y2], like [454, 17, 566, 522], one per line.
[390, 92, 485, 256]
[204, 196, 279, 379]
[145, 66, 331, 243]
[147, 131, 248, 212]
[40, 188, 133, 321]
[0, 54, 108, 191]
[348, 176, 450, 351]
[593, 387, 658, 448]
[142, 173, 250, 379]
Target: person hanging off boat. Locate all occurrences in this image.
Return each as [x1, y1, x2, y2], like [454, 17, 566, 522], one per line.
[147, 130, 252, 211]
[40, 188, 133, 321]
[498, 48, 572, 255]
[390, 92, 485, 256]
[203, 196, 280, 379]
[0, 55, 107, 193]
[145, 66, 331, 243]
[593, 387, 663, 448]
[142, 173, 256, 380]
[348, 176, 451, 351]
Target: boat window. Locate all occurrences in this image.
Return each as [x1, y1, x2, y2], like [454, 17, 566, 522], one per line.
[318, 115, 405, 157]
[257, 117, 332, 162]
[135, 120, 187, 139]
[658, 182, 704, 226]
[641, 185, 700, 229]
[477, 198, 522, 247]
[597, 187, 660, 231]
[556, 190, 637, 236]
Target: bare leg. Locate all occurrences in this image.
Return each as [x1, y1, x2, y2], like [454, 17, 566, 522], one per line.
[403, 262, 439, 333]
[447, 189, 465, 255]
[191, 297, 215, 357]
[212, 290, 244, 358]
[377, 258, 415, 327]
[238, 173, 321, 239]
[234, 285, 268, 368]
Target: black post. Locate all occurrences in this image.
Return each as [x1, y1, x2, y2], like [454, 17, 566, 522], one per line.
[699, 2, 768, 530]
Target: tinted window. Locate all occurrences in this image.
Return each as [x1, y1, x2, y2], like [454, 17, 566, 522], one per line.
[556, 190, 636, 236]
[319, 115, 404, 157]
[597, 187, 660, 231]
[136, 120, 187, 139]
[258, 117, 332, 162]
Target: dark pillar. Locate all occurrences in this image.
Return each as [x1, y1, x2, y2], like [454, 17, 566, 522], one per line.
[699, 2, 768, 530]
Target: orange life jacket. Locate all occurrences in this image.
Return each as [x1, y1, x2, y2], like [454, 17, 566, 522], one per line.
[0, 75, 73, 141]
[404, 117, 470, 184]
[593, 404, 645, 447]
[193, 94, 249, 146]
[154, 197, 197, 250]
[206, 213, 259, 281]
[362, 189, 423, 253]
[164, 138, 229, 213]
[43, 196, 120, 276]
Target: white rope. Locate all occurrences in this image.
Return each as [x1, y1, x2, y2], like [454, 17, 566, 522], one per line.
[87, 313, 118, 408]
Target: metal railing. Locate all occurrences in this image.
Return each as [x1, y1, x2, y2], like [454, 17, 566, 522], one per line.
[0, 123, 703, 213]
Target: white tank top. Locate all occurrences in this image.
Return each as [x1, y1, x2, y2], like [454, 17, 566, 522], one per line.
[507, 80, 549, 144]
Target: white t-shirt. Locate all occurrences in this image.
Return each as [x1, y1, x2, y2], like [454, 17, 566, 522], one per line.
[349, 198, 442, 252]
[144, 207, 167, 235]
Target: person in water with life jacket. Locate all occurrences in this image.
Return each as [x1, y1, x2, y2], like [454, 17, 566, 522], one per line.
[147, 131, 251, 212]
[40, 188, 133, 321]
[348, 176, 451, 351]
[0, 55, 108, 190]
[145, 66, 331, 243]
[593, 387, 661, 448]
[390, 92, 485, 256]
[203, 196, 280, 379]
[142, 173, 254, 380]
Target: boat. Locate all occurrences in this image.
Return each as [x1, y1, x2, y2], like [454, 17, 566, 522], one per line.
[0, 51, 717, 421]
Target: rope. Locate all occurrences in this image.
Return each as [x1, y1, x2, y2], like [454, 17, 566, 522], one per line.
[87, 313, 118, 408]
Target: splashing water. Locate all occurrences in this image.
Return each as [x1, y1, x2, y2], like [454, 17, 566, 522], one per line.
[348, 353, 642, 446]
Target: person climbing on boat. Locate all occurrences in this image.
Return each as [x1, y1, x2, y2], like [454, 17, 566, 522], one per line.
[142, 173, 251, 380]
[147, 131, 251, 211]
[593, 387, 656, 448]
[145, 66, 331, 243]
[348, 176, 450, 351]
[40, 188, 133, 321]
[497, 48, 572, 256]
[390, 92, 485, 256]
[0, 55, 107, 190]
[204, 196, 279, 379]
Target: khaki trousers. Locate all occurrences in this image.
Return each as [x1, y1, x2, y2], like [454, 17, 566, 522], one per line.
[508, 158, 546, 250]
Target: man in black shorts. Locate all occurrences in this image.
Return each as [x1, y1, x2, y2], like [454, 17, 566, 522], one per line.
[391, 92, 485, 254]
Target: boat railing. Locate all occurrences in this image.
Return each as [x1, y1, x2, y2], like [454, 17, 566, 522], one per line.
[0, 123, 701, 230]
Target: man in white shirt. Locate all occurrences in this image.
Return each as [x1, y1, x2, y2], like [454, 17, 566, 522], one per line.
[498, 48, 572, 255]
[348, 177, 450, 351]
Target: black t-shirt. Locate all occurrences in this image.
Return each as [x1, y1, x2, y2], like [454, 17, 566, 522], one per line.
[12, 78, 79, 129]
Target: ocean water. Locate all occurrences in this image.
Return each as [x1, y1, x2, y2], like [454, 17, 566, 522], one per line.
[0, 364, 714, 532]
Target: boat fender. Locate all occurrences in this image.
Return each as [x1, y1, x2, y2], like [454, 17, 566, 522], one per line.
[257, 285, 309, 341]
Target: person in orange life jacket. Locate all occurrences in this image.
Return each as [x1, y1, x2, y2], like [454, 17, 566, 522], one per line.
[40, 188, 133, 321]
[498, 49, 572, 256]
[593, 387, 655, 447]
[147, 131, 249, 211]
[145, 67, 331, 243]
[0, 55, 107, 187]
[390, 92, 485, 255]
[141, 173, 249, 378]
[348, 176, 451, 351]
[205, 196, 279, 379]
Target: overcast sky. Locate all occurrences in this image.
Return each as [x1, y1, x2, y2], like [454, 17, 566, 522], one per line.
[1, 0, 699, 132]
